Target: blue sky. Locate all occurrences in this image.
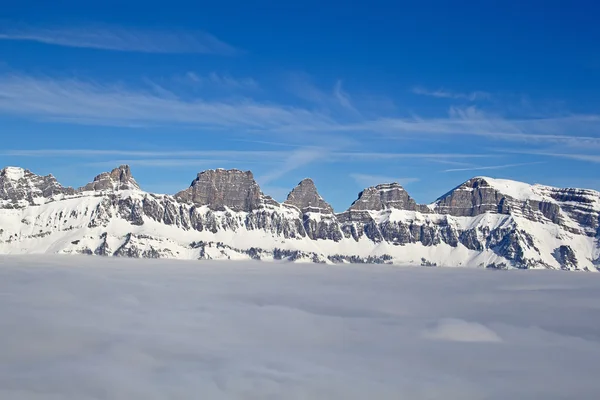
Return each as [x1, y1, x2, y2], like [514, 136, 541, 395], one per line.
[1, 0, 599, 211]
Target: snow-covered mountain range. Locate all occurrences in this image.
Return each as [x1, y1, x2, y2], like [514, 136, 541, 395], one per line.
[1, 165, 599, 270]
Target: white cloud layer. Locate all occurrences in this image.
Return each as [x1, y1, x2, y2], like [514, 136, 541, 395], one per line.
[1, 256, 600, 399]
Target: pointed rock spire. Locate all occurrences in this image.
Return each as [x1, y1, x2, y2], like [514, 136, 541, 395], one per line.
[285, 178, 334, 214]
[81, 165, 141, 192]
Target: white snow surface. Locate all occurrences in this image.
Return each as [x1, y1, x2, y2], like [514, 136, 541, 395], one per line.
[476, 176, 547, 201]
[2, 167, 26, 181]
[1, 255, 600, 399]
[0, 188, 597, 270]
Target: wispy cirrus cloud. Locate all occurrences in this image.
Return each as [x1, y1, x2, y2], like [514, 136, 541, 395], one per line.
[257, 147, 330, 185]
[333, 80, 355, 111]
[0, 74, 333, 131]
[1, 148, 494, 163]
[1, 74, 599, 158]
[0, 25, 239, 55]
[496, 150, 600, 164]
[285, 73, 357, 112]
[442, 161, 545, 173]
[350, 106, 600, 149]
[349, 173, 419, 187]
[412, 86, 491, 101]
[84, 159, 252, 169]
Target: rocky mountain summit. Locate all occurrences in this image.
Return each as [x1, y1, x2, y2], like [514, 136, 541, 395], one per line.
[285, 178, 334, 214]
[80, 165, 140, 192]
[0, 166, 74, 207]
[347, 183, 420, 212]
[175, 169, 276, 212]
[0, 165, 598, 271]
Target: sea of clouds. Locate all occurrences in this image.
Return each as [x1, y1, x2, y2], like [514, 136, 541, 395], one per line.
[1, 255, 599, 399]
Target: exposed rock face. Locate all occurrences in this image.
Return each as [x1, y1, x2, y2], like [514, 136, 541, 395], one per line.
[554, 245, 578, 270]
[1, 166, 599, 271]
[348, 183, 418, 211]
[0, 167, 74, 206]
[285, 178, 334, 214]
[434, 177, 600, 237]
[435, 178, 508, 217]
[175, 169, 270, 212]
[81, 165, 140, 192]
[284, 179, 341, 241]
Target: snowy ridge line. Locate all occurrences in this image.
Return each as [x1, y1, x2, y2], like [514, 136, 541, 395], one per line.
[0, 165, 599, 270]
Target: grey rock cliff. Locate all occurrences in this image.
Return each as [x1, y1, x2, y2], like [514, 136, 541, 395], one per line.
[284, 179, 341, 241]
[0, 167, 74, 207]
[434, 177, 599, 237]
[81, 165, 140, 192]
[348, 183, 418, 211]
[175, 169, 271, 212]
[554, 245, 578, 270]
[285, 178, 334, 214]
[434, 178, 507, 217]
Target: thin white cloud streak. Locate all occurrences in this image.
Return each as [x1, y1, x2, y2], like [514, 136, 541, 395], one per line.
[0, 75, 334, 130]
[0, 25, 238, 55]
[1, 148, 497, 161]
[84, 159, 259, 168]
[0, 75, 599, 151]
[497, 150, 600, 164]
[350, 173, 419, 187]
[412, 87, 491, 101]
[1, 149, 281, 158]
[256, 147, 330, 185]
[333, 80, 355, 111]
[228, 139, 303, 148]
[346, 107, 600, 148]
[334, 152, 495, 160]
[426, 159, 476, 167]
[442, 161, 545, 173]
[285, 73, 357, 113]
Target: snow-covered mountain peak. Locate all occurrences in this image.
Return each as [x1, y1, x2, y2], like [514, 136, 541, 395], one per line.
[1, 166, 74, 207]
[80, 165, 141, 192]
[1, 166, 27, 181]
[470, 176, 546, 202]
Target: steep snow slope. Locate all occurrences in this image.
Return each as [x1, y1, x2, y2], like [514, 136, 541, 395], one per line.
[0, 166, 598, 270]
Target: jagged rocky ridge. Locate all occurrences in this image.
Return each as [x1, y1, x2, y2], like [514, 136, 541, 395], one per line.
[1, 165, 599, 271]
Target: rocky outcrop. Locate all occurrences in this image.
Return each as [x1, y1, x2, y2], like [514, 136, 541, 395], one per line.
[284, 179, 341, 241]
[553, 245, 578, 270]
[0, 166, 74, 206]
[175, 169, 275, 212]
[348, 183, 418, 211]
[285, 178, 333, 214]
[80, 165, 140, 192]
[434, 178, 509, 217]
